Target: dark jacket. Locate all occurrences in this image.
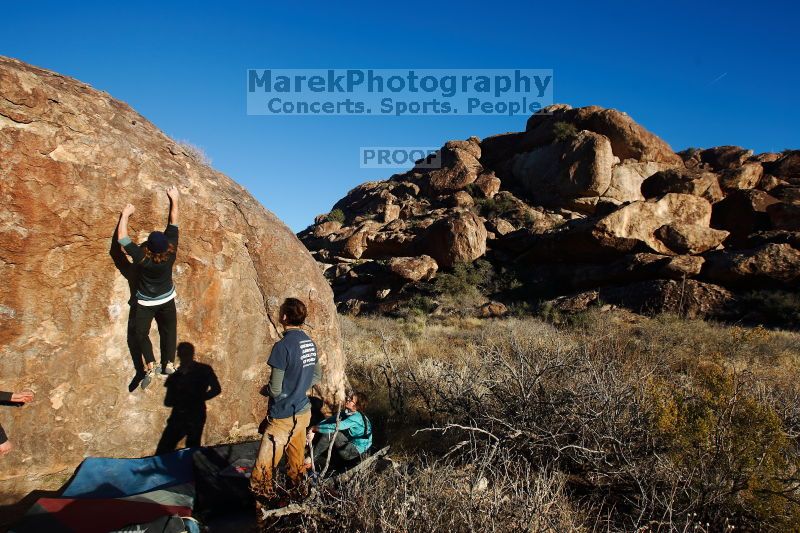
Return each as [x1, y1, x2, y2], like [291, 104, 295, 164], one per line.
[120, 224, 179, 299]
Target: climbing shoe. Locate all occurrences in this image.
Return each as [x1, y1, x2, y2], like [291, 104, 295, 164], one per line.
[141, 367, 154, 390]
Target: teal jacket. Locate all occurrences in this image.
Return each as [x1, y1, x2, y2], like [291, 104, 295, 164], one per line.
[317, 410, 372, 454]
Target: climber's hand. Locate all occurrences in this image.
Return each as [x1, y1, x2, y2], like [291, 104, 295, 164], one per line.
[122, 204, 136, 217]
[0, 441, 12, 456]
[166, 186, 179, 201]
[10, 391, 33, 404]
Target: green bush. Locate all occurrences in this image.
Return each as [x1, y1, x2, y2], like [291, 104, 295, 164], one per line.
[325, 208, 346, 224]
[552, 121, 578, 142]
[474, 194, 517, 219]
[741, 290, 800, 328]
[433, 260, 494, 299]
[401, 294, 437, 317]
[652, 363, 800, 528]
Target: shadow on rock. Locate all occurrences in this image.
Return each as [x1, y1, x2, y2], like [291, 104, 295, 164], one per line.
[156, 342, 221, 455]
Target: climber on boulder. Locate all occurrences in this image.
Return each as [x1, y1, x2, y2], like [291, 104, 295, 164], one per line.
[117, 186, 180, 389]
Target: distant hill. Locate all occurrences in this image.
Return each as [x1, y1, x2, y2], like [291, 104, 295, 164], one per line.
[299, 104, 799, 324]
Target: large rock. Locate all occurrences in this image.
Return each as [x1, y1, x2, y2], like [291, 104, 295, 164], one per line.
[0, 57, 345, 502]
[766, 150, 800, 180]
[655, 223, 729, 255]
[422, 211, 487, 268]
[422, 138, 482, 193]
[525, 105, 683, 164]
[641, 168, 724, 203]
[473, 171, 501, 198]
[549, 279, 735, 318]
[767, 202, 800, 231]
[605, 161, 673, 203]
[699, 146, 753, 170]
[592, 193, 713, 254]
[702, 244, 800, 287]
[604, 279, 736, 317]
[511, 131, 614, 202]
[711, 190, 780, 246]
[719, 162, 763, 191]
[388, 255, 438, 282]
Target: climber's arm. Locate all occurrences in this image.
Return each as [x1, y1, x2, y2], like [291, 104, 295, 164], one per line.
[117, 204, 134, 241]
[166, 186, 179, 226]
[311, 358, 322, 388]
[117, 204, 144, 263]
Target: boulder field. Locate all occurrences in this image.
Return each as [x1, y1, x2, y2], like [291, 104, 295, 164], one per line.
[299, 105, 799, 319]
[0, 57, 344, 502]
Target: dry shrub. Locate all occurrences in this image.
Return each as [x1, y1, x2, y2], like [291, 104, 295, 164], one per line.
[176, 140, 212, 166]
[333, 313, 800, 531]
[271, 454, 585, 533]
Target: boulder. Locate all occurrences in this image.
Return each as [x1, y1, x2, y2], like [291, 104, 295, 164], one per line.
[423, 139, 482, 193]
[565, 253, 705, 290]
[655, 223, 729, 255]
[449, 190, 475, 208]
[599, 279, 736, 318]
[332, 181, 396, 219]
[766, 202, 800, 231]
[312, 220, 342, 238]
[549, 279, 735, 318]
[771, 185, 800, 205]
[753, 152, 782, 164]
[711, 190, 780, 246]
[767, 150, 800, 180]
[719, 162, 763, 191]
[422, 211, 487, 268]
[758, 174, 788, 192]
[511, 130, 614, 202]
[382, 203, 401, 223]
[473, 171, 501, 198]
[342, 229, 369, 259]
[702, 244, 800, 287]
[699, 146, 753, 170]
[525, 105, 682, 164]
[641, 168, 724, 203]
[479, 132, 525, 167]
[0, 57, 345, 502]
[604, 161, 673, 203]
[388, 255, 439, 282]
[489, 218, 516, 236]
[746, 230, 800, 249]
[478, 301, 508, 318]
[592, 193, 713, 254]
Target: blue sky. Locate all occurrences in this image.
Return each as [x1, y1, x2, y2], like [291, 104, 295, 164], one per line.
[2, 1, 798, 231]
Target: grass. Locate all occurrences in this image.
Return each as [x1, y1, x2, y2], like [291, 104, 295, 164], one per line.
[284, 311, 800, 532]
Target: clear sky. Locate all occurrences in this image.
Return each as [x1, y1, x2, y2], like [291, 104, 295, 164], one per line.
[1, 1, 798, 231]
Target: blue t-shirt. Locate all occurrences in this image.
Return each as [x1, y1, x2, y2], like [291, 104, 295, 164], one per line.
[268, 329, 318, 419]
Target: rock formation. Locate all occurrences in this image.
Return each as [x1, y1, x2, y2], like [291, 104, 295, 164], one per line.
[299, 104, 799, 321]
[0, 56, 344, 502]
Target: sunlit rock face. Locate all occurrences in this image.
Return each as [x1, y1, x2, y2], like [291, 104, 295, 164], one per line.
[0, 56, 345, 502]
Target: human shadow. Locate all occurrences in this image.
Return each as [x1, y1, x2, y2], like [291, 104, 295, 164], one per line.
[155, 342, 221, 455]
[109, 223, 147, 392]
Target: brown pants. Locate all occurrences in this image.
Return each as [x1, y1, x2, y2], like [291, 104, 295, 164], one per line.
[250, 410, 311, 498]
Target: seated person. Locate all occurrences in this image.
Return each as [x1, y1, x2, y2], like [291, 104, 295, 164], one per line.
[310, 391, 372, 470]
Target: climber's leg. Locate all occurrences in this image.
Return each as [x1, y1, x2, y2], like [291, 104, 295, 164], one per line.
[155, 299, 178, 371]
[134, 304, 157, 368]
